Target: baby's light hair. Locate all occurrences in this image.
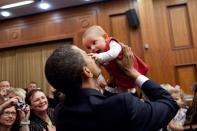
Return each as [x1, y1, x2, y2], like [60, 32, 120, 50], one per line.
[83, 25, 106, 38]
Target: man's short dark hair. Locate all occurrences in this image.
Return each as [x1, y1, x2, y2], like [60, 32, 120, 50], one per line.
[45, 44, 86, 99]
[28, 81, 37, 85]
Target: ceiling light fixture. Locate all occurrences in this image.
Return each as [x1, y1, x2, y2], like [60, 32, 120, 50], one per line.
[0, 0, 34, 9]
[1, 11, 11, 17]
[38, 2, 50, 10]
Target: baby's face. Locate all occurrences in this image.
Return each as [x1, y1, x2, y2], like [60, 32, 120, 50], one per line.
[83, 34, 106, 53]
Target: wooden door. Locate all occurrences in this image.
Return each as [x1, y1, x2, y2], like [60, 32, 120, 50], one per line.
[139, 0, 197, 94]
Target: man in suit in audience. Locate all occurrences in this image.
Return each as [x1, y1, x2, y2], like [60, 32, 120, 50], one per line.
[0, 80, 11, 90]
[44, 43, 179, 131]
[26, 81, 40, 93]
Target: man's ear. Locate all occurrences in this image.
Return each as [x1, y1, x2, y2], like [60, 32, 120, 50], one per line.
[82, 66, 93, 78]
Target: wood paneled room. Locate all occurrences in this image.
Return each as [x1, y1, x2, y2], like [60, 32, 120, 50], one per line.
[0, 0, 197, 131]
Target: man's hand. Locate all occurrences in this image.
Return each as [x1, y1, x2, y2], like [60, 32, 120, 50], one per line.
[116, 43, 133, 75]
[116, 43, 140, 79]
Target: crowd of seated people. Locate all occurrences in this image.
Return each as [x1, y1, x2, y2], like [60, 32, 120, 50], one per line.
[0, 80, 30, 131]
[0, 80, 57, 131]
[168, 83, 197, 131]
[158, 83, 197, 131]
[1, 78, 196, 131]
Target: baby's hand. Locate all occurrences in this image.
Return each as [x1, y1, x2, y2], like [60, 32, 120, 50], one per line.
[88, 53, 104, 63]
[88, 53, 99, 61]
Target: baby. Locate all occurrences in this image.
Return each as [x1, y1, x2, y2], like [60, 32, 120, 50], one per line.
[82, 25, 148, 90]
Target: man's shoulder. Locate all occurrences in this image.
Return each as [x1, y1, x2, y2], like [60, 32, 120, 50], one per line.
[90, 92, 134, 109]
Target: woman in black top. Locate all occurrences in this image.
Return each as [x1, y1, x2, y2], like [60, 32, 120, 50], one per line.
[26, 89, 55, 131]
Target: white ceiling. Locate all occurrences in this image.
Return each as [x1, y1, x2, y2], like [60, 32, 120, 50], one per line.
[0, 0, 107, 20]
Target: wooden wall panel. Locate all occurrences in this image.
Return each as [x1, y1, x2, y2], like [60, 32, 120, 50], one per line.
[189, 0, 197, 46]
[174, 49, 197, 65]
[0, 10, 98, 48]
[168, 4, 193, 48]
[22, 24, 46, 39]
[0, 30, 8, 42]
[0, 49, 16, 85]
[138, 0, 197, 94]
[138, 0, 164, 82]
[8, 28, 21, 42]
[0, 40, 70, 92]
[175, 64, 197, 94]
[110, 14, 130, 47]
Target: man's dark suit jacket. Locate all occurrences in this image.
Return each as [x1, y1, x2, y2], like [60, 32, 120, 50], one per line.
[55, 80, 179, 131]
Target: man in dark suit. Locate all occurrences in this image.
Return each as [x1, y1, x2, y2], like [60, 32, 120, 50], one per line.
[45, 43, 179, 131]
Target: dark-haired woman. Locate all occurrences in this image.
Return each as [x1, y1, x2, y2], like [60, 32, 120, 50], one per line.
[25, 89, 55, 131]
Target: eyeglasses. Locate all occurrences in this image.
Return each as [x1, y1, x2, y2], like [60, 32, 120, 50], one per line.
[0, 85, 10, 88]
[1, 111, 17, 116]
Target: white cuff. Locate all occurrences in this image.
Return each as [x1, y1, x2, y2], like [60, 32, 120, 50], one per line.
[136, 75, 149, 88]
[20, 120, 30, 126]
[97, 74, 105, 83]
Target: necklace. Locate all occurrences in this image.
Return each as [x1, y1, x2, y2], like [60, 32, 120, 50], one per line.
[47, 116, 53, 126]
